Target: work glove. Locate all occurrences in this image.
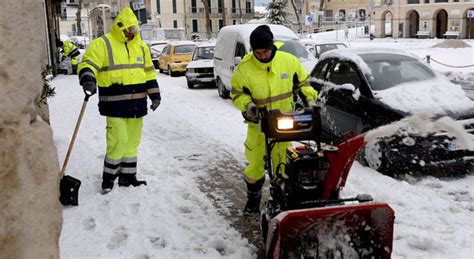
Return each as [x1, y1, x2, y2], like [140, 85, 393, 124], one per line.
[80, 74, 97, 96]
[307, 99, 317, 109]
[150, 99, 160, 111]
[243, 102, 258, 123]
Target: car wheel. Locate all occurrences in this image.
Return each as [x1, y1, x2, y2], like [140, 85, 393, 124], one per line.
[168, 66, 174, 77]
[363, 140, 390, 174]
[217, 77, 230, 99]
[187, 78, 194, 89]
[159, 65, 164, 74]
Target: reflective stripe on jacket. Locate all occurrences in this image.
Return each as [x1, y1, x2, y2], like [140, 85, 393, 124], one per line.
[63, 41, 80, 58]
[78, 7, 160, 118]
[230, 48, 317, 115]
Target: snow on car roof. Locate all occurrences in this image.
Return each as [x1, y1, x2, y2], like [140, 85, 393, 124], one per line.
[195, 41, 216, 48]
[219, 24, 299, 42]
[167, 41, 196, 46]
[318, 48, 421, 79]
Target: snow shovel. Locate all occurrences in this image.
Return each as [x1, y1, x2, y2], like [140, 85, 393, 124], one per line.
[59, 92, 91, 206]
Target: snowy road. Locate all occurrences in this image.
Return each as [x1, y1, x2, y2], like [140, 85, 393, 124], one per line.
[51, 38, 473, 258]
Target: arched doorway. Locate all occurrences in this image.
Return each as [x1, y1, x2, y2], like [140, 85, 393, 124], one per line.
[408, 10, 420, 38]
[382, 11, 393, 37]
[466, 9, 474, 39]
[435, 9, 448, 38]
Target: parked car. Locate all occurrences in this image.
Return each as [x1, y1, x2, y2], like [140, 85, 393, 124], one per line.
[310, 48, 474, 177]
[149, 41, 168, 69]
[158, 41, 196, 77]
[149, 47, 160, 69]
[214, 24, 316, 99]
[185, 42, 216, 89]
[301, 39, 349, 59]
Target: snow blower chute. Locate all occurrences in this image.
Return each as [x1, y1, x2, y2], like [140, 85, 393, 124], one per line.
[257, 108, 395, 258]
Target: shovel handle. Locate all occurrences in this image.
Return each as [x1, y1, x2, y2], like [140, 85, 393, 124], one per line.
[60, 93, 90, 177]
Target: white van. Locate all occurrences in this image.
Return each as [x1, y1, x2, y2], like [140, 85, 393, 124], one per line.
[214, 24, 316, 99]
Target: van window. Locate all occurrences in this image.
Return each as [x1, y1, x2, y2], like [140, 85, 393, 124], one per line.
[174, 45, 195, 54]
[234, 42, 246, 58]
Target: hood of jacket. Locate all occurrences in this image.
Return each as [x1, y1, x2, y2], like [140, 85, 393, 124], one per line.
[110, 7, 140, 43]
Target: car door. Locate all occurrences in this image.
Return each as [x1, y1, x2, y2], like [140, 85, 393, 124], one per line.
[322, 60, 365, 139]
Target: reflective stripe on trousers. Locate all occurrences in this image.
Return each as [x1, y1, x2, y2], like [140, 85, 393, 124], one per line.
[103, 156, 138, 176]
[103, 117, 143, 175]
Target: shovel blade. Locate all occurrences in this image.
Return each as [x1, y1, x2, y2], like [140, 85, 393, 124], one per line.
[266, 202, 395, 259]
[59, 175, 81, 206]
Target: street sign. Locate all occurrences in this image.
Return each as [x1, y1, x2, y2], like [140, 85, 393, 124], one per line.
[468, 10, 474, 18]
[305, 15, 313, 25]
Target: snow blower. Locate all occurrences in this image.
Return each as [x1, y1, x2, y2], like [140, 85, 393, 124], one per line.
[59, 93, 92, 206]
[257, 108, 395, 258]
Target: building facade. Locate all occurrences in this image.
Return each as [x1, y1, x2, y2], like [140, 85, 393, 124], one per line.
[282, 0, 474, 39]
[152, 0, 256, 39]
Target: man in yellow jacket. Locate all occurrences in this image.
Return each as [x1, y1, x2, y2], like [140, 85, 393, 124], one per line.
[58, 39, 80, 74]
[78, 7, 161, 192]
[231, 25, 318, 214]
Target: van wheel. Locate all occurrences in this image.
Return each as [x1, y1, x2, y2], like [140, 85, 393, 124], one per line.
[217, 78, 230, 99]
[168, 66, 174, 77]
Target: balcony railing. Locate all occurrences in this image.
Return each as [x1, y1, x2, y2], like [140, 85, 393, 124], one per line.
[189, 7, 227, 14]
[188, 7, 254, 15]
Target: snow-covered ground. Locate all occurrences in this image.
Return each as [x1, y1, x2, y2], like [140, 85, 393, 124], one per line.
[52, 32, 473, 258]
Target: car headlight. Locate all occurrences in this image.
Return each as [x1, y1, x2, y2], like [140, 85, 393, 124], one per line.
[187, 68, 194, 73]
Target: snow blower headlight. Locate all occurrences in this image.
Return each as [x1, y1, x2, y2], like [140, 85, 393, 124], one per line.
[277, 117, 294, 130]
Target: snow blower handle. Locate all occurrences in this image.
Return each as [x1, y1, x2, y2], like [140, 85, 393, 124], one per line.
[59, 93, 90, 178]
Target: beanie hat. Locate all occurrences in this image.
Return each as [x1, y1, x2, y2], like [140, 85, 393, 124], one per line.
[250, 25, 274, 50]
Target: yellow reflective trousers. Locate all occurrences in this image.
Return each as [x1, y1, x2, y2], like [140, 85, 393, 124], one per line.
[105, 117, 143, 160]
[244, 123, 289, 182]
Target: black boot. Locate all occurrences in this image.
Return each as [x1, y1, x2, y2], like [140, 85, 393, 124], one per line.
[244, 178, 265, 215]
[118, 173, 147, 187]
[102, 172, 117, 192]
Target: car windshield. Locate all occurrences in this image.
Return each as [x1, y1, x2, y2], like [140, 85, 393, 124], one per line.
[360, 53, 436, 91]
[174, 45, 195, 54]
[193, 46, 215, 60]
[278, 40, 311, 60]
[317, 43, 347, 54]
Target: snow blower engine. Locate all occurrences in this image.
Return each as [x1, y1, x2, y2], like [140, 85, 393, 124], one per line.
[257, 107, 395, 259]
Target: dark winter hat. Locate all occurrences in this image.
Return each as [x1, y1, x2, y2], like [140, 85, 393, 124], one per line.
[250, 25, 274, 50]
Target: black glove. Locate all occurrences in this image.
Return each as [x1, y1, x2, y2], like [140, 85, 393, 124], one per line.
[150, 99, 160, 111]
[244, 102, 258, 123]
[80, 74, 97, 95]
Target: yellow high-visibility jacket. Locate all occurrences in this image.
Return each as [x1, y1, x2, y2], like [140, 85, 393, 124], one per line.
[78, 7, 160, 118]
[231, 48, 317, 114]
[62, 41, 80, 59]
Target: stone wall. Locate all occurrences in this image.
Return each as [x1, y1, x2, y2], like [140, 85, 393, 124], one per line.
[0, 0, 62, 258]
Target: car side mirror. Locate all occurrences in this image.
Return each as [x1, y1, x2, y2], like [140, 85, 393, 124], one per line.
[310, 78, 323, 92]
[234, 56, 242, 66]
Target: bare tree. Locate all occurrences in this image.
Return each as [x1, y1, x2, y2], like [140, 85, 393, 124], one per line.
[318, 0, 325, 27]
[75, 0, 83, 36]
[221, 0, 226, 27]
[201, 0, 212, 38]
[238, 0, 242, 24]
[290, 0, 302, 33]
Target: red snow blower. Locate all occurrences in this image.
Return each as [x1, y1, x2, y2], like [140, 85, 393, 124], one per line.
[257, 108, 395, 258]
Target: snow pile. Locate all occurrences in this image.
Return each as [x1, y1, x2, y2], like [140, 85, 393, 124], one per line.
[432, 39, 472, 49]
[365, 111, 474, 151]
